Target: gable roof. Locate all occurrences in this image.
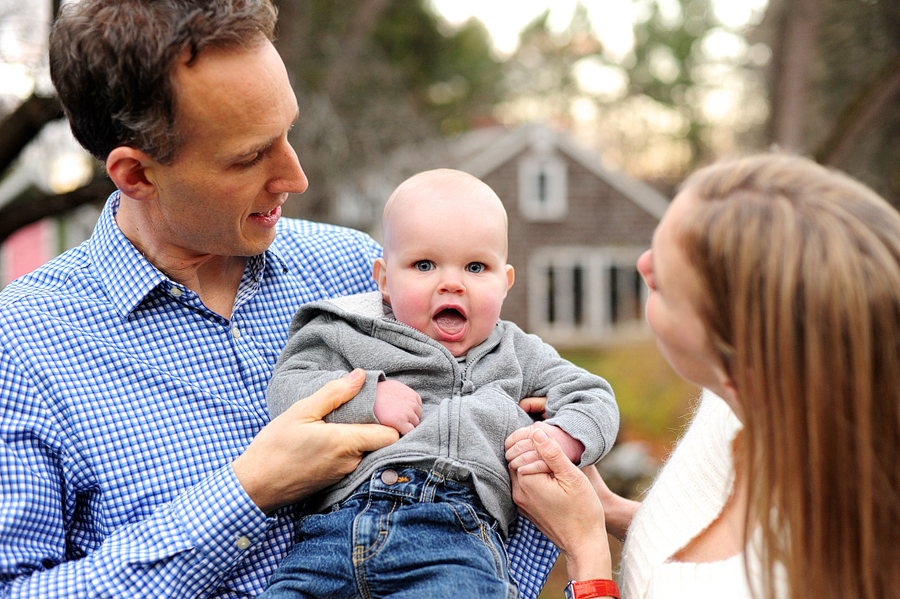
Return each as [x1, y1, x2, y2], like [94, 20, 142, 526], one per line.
[455, 123, 670, 220]
[332, 121, 670, 233]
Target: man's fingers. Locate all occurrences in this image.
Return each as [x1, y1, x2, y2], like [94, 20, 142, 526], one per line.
[285, 369, 366, 421]
[342, 423, 400, 454]
[518, 396, 547, 419]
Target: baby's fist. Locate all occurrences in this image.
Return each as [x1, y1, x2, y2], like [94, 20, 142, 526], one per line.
[374, 380, 422, 435]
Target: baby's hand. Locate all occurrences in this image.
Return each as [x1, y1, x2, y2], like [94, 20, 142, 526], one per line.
[505, 422, 584, 473]
[374, 380, 422, 435]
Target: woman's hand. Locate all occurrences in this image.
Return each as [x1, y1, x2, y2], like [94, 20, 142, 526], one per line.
[582, 463, 641, 544]
[507, 428, 613, 581]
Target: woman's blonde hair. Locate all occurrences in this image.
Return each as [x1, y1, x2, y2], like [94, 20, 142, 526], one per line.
[677, 153, 900, 599]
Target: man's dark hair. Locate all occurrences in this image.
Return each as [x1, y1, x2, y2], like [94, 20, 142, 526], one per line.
[49, 0, 277, 164]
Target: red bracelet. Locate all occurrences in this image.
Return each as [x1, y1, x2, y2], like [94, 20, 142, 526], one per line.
[563, 579, 620, 599]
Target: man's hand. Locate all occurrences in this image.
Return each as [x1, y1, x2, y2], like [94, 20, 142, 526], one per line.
[518, 396, 546, 421]
[505, 421, 585, 471]
[232, 369, 399, 514]
[374, 379, 422, 435]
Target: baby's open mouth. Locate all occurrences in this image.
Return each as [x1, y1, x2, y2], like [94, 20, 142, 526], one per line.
[433, 308, 467, 338]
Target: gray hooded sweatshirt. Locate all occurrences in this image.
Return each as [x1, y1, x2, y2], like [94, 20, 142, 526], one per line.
[267, 291, 619, 536]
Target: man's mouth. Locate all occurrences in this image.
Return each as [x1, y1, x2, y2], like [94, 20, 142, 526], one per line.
[433, 307, 467, 340]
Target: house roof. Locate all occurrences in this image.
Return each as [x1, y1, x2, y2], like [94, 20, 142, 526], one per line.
[455, 123, 670, 220]
[333, 121, 671, 232]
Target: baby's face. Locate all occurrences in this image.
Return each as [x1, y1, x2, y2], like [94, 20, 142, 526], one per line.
[375, 187, 514, 357]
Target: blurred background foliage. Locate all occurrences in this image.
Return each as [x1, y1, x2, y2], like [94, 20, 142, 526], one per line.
[2, 0, 897, 241]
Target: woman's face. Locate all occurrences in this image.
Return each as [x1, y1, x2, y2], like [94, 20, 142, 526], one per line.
[637, 190, 732, 400]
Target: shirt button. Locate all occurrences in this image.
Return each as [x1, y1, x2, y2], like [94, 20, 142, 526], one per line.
[231, 326, 241, 339]
[381, 469, 399, 485]
[236, 535, 251, 550]
[170, 287, 182, 297]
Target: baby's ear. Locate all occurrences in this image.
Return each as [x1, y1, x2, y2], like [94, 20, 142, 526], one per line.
[372, 257, 390, 303]
[505, 264, 515, 295]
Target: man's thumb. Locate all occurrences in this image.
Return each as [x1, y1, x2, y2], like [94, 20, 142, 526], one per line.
[289, 369, 366, 420]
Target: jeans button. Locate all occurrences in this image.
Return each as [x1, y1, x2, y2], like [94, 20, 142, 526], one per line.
[381, 469, 399, 485]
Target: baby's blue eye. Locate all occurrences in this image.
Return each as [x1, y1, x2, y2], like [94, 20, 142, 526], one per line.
[466, 263, 485, 274]
[415, 261, 435, 272]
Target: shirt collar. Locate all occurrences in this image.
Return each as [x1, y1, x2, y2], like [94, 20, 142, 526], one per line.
[89, 192, 169, 318]
[89, 191, 288, 318]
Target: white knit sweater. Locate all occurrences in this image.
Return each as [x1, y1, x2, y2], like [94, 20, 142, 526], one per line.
[619, 390, 753, 599]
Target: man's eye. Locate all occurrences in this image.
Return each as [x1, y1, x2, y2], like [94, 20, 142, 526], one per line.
[237, 154, 264, 168]
[414, 261, 434, 272]
[466, 263, 485, 274]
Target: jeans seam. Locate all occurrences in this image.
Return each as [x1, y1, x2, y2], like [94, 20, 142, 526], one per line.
[447, 501, 507, 578]
[352, 495, 401, 598]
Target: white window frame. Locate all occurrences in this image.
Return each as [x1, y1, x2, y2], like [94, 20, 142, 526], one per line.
[517, 152, 568, 221]
[527, 246, 648, 345]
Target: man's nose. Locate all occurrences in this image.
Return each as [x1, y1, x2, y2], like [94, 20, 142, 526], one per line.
[267, 139, 308, 195]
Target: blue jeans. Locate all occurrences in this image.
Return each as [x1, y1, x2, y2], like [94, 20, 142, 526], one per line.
[260, 465, 519, 599]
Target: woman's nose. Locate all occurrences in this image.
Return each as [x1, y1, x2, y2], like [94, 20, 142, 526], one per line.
[637, 249, 653, 286]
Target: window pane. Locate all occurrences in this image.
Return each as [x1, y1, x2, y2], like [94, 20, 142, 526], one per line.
[546, 266, 556, 324]
[608, 266, 619, 324]
[573, 264, 584, 326]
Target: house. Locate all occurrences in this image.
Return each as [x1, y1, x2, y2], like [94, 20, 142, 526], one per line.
[335, 123, 670, 347]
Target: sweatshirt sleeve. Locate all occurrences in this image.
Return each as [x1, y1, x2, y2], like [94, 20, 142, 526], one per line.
[519, 333, 619, 466]
[266, 310, 382, 424]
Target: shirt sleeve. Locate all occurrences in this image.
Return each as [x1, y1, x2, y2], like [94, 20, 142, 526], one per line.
[0, 352, 275, 599]
[507, 516, 560, 599]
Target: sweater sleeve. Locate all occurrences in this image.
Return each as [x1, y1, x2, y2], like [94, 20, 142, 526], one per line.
[266, 310, 382, 424]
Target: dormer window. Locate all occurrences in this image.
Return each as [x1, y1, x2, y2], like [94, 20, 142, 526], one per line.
[518, 153, 567, 221]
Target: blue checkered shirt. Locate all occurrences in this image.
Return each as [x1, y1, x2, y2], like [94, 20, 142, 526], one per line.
[0, 192, 557, 598]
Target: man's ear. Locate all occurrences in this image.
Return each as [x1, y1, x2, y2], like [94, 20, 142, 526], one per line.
[105, 147, 157, 201]
[504, 264, 515, 296]
[372, 257, 390, 303]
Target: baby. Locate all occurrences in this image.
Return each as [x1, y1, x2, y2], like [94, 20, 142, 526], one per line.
[261, 169, 619, 598]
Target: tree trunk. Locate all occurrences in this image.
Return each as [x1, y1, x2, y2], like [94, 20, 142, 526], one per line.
[767, 0, 823, 151]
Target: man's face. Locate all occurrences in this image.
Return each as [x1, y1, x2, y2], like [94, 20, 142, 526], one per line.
[143, 41, 306, 260]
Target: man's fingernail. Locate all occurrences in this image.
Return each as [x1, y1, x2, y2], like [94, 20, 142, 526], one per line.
[348, 369, 365, 383]
[533, 429, 548, 442]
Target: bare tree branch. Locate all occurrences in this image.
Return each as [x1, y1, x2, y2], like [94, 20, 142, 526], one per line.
[0, 94, 62, 176]
[815, 55, 900, 167]
[0, 172, 114, 246]
[324, 0, 392, 98]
